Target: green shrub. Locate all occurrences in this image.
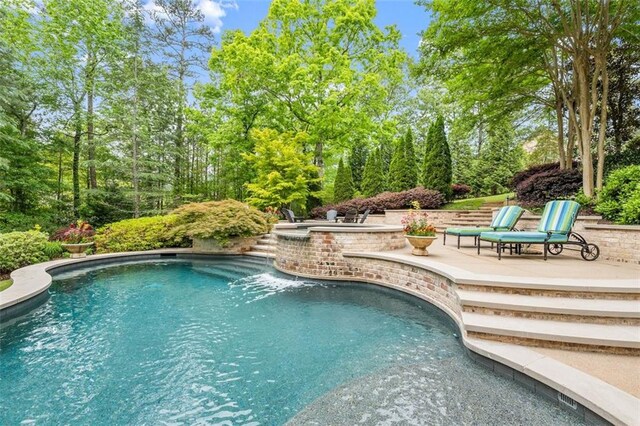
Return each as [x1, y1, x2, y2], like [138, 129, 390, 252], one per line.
[43, 241, 65, 259]
[95, 215, 189, 253]
[170, 200, 270, 244]
[595, 165, 640, 225]
[0, 230, 50, 274]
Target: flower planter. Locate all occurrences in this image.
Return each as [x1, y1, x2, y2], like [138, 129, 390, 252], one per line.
[405, 235, 437, 256]
[61, 242, 94, 258]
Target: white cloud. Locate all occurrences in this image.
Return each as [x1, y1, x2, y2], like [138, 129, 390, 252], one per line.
[143, 0, 238, 34]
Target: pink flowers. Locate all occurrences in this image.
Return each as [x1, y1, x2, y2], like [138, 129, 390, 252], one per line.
[53, 221, 95, 244]
[402, 207, 436, 237]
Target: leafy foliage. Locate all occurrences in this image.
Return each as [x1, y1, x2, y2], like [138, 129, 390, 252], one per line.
[361, 148, 386, 197]
[311, 187, 445, 217]
[388, 130, 418, 192]
[333, 158, 355, 203]
[402, 204, 436, 236]
[451, 184, 472, 199]
[0, 230, 50, 274]
[422, 116, 452, 199]
[243, 129, 320, 210]
[94, 215, 188, 253]
[170, 200, 270, 243]
[514, 166, 583, 207]
[51, 221, 95, 244]
[595, 165, 640, 224]
[349, 144, 368, 191]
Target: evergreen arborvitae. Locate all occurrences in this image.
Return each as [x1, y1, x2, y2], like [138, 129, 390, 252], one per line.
[388, 129, 418, 192]
[403, 129, 418, 188]
[361, 148, 386, 197]
[349, 144, 368, 191]
[422, 116, 453, 199]
[333, 157, 355, 202]
[388, 139, 406, 192]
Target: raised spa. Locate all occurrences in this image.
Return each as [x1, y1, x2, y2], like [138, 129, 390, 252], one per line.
[0, 257, 583, 424]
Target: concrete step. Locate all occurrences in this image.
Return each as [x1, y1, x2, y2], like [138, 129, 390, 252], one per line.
[457, 290, 640, 324]
[462, 312, 640, 351]
[251, 244, 276, 252]
[244, 251, 275, 259]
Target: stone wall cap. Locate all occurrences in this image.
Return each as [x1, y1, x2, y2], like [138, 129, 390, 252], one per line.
[584, 224, 640, 231]
[342, 251, 640, 292]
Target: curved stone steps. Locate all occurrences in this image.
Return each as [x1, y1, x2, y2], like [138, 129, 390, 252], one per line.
[457, 289, 640, 321]
[462, 312, 640, 352]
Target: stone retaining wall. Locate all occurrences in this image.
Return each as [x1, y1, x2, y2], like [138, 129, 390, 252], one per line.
[383, 209, 462, 228]
[582, 225, 640, 264]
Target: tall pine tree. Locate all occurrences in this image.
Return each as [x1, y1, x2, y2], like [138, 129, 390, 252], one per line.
[388, 129, 418, 192]
[349, 144, 368, 191]
[361, 148, 386, 197]
[422, 116, 453, 199]
[333, 157, 355, 202]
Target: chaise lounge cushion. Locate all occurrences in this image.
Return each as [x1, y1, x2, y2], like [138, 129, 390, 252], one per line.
[479, 231, 569, 244]
[446, 226, 497, 236]
[445, 205, 524, 237]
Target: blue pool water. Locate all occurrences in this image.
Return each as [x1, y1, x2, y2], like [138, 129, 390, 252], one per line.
[0, 257, 582, 425]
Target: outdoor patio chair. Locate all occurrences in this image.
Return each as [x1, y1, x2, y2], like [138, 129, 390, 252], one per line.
[284, 208, 305, 223]
[478, 200, 600, 261]
[342, 209, 358, 223]
[444, 205, 524, 249]
[327, 209, 338, 222]
[359, 208, 370, 224]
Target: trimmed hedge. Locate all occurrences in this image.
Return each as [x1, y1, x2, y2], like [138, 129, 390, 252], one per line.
[94, 215, 189, 253]
[0, 230, 50, 275]
[310, 187, 445, 218]
[513, 163, 582, 206]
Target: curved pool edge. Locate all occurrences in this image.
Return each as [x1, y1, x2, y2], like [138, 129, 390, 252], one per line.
[272, 262, 639, 426]
[1, 249, 199, 312]
[3, 249, 637, 426]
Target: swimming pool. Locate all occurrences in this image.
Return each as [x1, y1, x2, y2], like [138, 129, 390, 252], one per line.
[0, 257, 582, 424]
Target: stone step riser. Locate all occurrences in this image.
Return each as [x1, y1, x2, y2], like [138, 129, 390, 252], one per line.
[457, 284, 640, 301]
[462, 306, 640, 326]
[467, 332, 640, 355]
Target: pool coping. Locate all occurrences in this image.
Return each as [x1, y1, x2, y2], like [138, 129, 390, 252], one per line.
[3, 249, 639, 425]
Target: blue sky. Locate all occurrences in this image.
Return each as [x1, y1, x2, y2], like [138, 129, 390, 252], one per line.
[217, 0, 431, 57]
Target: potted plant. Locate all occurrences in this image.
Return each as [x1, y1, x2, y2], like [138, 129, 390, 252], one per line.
[402, 202, 437, 256]
[55, 221, 95, 258]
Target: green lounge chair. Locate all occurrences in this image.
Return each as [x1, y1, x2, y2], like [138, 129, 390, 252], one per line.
[444, 205, 524, 249]
[478, 200, 600, 261]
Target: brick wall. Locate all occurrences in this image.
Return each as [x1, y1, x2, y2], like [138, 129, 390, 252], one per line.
[274, 229, 462, 323]
[581, 225, 640, 264]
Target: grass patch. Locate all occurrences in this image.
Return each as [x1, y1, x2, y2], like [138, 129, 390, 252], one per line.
[0, 279, 13, 292]
[442, 193, 514, 210]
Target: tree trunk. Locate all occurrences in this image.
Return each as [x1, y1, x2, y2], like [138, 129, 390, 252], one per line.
[132, 56, 140, 218]
[596, 61, 609, 196]
[87, 52, 97, 189]
[72, 114, 82, 217]
[555, 98, 566, 169]
[575, 61, 594, 198]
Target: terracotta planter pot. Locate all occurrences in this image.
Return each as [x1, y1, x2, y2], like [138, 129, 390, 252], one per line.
[61, 242, 94, 258]
[405, 235, 437, 256]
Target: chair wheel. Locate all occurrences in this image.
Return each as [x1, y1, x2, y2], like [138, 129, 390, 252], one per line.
[547, 244, 563, 255]
[581, 244, 600, 261]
